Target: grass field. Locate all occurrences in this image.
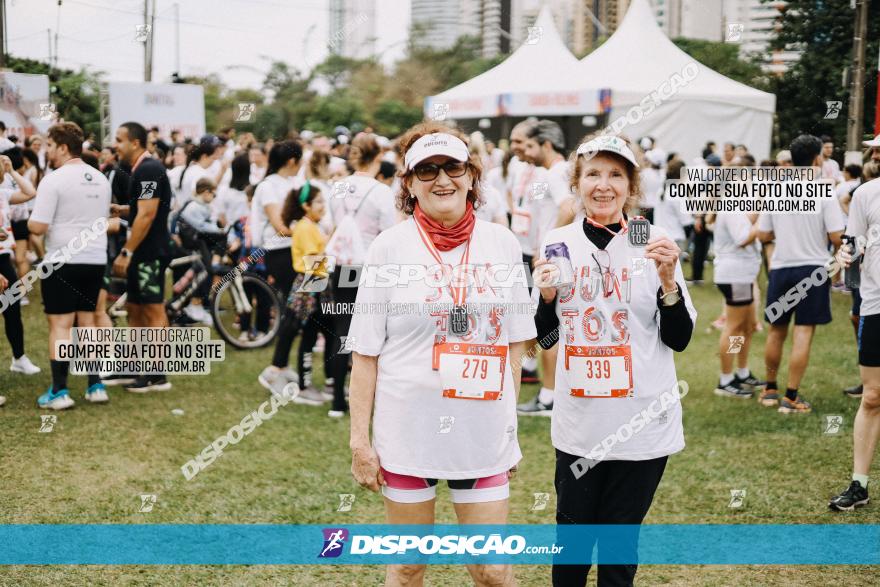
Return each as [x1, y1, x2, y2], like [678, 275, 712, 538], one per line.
[1, 268, 878, 586]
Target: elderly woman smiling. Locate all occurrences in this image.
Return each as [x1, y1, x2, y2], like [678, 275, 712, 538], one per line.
[347, 123, 536, 587]
[532, 135, 696, 587]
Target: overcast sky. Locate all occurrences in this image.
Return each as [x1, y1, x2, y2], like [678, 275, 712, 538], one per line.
[6, 0, 411, 89]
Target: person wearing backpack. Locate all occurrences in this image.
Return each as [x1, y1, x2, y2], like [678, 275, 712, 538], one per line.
[324, 133, 397, 413]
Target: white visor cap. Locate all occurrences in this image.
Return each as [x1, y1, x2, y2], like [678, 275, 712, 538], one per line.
[576, 135, 640, 168]
[404, 133, 469, 170]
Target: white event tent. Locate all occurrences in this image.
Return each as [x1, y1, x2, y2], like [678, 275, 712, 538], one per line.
[425, 0, 775, 161]
[567, 0, 776, 160]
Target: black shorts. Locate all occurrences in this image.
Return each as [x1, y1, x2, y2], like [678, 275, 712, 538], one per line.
[764, 265, 832, 325]
[717, 283, 754, 307]
[127, 256, 170, 304]
[11, 219, 29, 241]
[858, 314, 880, 367]
[41, 263, 105, 314]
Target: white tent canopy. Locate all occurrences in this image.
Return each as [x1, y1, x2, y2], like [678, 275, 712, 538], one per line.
[425, 7, 604, 119]
[568, 0, 776, 160]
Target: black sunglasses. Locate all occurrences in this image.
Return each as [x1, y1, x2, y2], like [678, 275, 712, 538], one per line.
[413, 160, 468, 182]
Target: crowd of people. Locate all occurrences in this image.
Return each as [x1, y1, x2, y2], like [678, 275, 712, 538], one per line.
[0, 114, 878, 586]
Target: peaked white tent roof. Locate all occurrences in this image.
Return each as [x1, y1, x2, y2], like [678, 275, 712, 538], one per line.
[425, 7, 603, 119]
[569, 0, 776, 159]
[573, 0, 774, 111]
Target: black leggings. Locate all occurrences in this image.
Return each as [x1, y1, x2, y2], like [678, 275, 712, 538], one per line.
[0, 254, 25, 358]
[553, 450, 668, 587]
[690, 227, 711, 281]
[297, 303, 333, 389]
[264, 247, 295, 300]
[326, 267, 358, 412]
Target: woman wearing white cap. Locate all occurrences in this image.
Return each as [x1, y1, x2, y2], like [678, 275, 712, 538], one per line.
[532, 135, 696, 587]
[324, 132, 397, 416]
[348, 122, 535, 586]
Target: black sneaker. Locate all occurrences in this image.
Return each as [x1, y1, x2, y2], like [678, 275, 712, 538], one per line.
[172, 313, 199, 326]
[829, 480, 869, 511]
[521, 368, 540, 384]
[125, 376, 172, 393]
[101, 373, 136, 386]
[734, 372, 765, 390]
[843, 384, 863, 398]
[714, 379, 753, 398]
[517, 395, 553, 416]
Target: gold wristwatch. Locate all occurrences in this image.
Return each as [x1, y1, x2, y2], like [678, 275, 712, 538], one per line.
[660, 286, 681, 306]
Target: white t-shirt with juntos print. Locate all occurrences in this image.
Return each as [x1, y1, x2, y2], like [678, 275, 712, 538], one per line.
[539, 222, 696, 461]
[349, 218, 537, 479]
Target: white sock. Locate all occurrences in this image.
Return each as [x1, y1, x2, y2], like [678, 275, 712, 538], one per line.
[720, 373, 734, 386]
[853, 473, 869, 488]
[538, 387, 554, 404]
[736, 368, 750, 379]
[522, 356, 538, 372]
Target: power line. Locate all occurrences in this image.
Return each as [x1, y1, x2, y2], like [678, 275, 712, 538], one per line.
[66, 0, 273, 34]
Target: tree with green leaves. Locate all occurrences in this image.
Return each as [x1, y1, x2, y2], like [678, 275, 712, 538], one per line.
[672, 38, 769, 90]
[768, 0, 879, 149]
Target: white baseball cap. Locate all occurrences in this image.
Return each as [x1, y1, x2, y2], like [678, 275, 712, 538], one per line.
[864, 134, 880, 148]
[576, 135, 640, 168]
[404, 133, 469, 170]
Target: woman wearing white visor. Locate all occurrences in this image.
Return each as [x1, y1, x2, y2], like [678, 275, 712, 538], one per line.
[533, 135, 696, 587]
[349, 123, 535, 586]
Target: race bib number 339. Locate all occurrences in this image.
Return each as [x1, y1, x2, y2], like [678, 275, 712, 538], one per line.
[433, 343, 507, 400]
[565, 345, 633, 398]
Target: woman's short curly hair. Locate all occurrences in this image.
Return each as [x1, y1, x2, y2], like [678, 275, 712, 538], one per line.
[568, 132, 642, 216]
[396, 121, 483, 216]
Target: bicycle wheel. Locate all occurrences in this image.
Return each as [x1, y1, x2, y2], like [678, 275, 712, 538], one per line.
[211, 272, 282, 349]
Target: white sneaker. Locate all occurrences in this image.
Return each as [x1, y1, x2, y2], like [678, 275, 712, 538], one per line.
[278, 367, 298, 382]
[0, 395, 6, 407]
[258, 366, 292, 398]
[20, 297, 29, 306]
[38, 388, 75, 410]
[328, 410, 346, 419]
[11, 355, 41, 375]
[184, 304, 213, 325]
[84, 383, 110, 403]
[294, 387, 326, 406]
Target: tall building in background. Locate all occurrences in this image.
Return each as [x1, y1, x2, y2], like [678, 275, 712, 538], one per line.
[411, 0, 512, 57]
[680, 0, 722, 41]
[651, 0, 682, 38]
[722, 0, 798, 73]
[567, 0, 631, 55]
[651, 0, 723, 41]
[329, 0, 377, 58]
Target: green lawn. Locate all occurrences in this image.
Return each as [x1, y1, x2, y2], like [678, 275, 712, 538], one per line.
[0, 270, 877, 586]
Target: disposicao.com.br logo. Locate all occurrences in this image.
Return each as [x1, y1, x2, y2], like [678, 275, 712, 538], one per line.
[318, 528, 562, 558]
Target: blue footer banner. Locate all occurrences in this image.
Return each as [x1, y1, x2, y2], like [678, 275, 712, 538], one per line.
[1, 524, 878, 565]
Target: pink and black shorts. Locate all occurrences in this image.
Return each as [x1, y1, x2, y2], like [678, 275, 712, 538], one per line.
[380, 467, 510, 504]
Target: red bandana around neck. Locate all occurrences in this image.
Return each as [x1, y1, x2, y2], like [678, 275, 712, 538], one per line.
[413, 201, 476, 251]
